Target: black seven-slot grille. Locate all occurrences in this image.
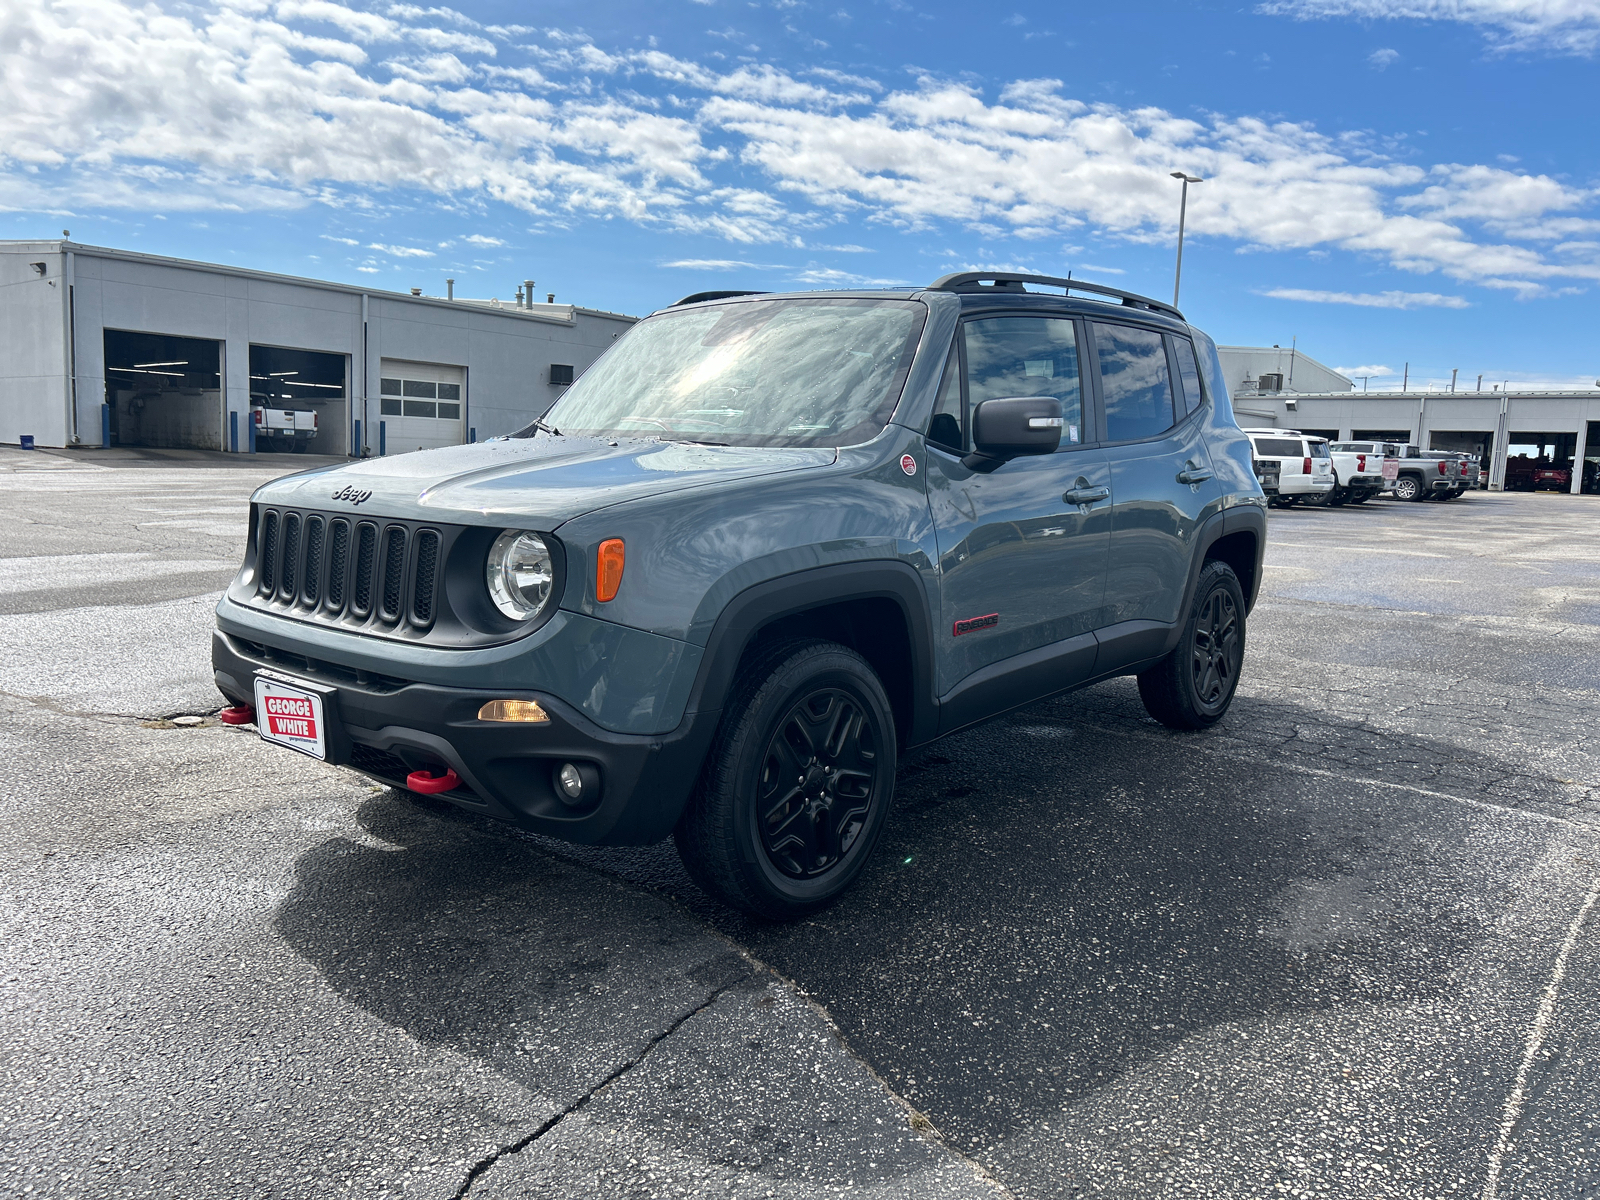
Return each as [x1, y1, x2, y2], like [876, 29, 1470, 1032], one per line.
[252, 507, 447, 637]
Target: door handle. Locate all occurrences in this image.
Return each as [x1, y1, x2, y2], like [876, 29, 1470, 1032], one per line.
[1176, 460, 1214, 485]
[1064, 483, 1110, 506]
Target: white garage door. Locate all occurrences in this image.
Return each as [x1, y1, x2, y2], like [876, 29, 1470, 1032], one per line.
[378, 359, 466, 453]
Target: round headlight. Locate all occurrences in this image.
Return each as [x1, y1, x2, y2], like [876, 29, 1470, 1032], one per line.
[486, 530, 554, 621]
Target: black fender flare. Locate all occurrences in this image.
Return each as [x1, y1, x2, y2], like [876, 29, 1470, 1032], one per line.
[683, 560, 940, 747]
[1175, 503, 1266, 628]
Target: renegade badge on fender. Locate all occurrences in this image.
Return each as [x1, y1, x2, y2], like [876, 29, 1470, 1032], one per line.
[213, 273, 1266, 919]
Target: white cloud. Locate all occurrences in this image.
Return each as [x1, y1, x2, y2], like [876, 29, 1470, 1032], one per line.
[1074, 263, 1128, 275]
[661, 258, 774, 269]
[370, 242, 435, 257]
[1334, 363, 1397, 375]
[1261, 287, 1472, 308]
[792, 266, 910, 286]
[319, 234, 360, 244]
[1368, 47, 1400, 67]
[1259, 1, 1600, 54]
[1, 2, 1596, 298]
[462, 233, 505, 245]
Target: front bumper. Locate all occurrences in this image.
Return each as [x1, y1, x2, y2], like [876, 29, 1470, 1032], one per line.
[213, 629, 715, 845]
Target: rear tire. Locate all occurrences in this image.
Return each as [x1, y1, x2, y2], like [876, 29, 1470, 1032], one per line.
[1348, 492, 1370, 505]
[675, 639, 896, 920]
[1137, 560, 1246, 731]
[1393, 475, 1425, 502]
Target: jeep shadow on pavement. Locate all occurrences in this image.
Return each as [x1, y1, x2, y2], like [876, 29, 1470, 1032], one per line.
[214, 271, 1268, 919]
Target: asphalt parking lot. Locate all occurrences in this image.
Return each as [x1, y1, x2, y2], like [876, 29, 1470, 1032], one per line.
[4, 446, 1599, 1199]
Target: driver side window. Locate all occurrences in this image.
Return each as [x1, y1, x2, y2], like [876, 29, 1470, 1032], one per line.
[927, 341, 963, 452]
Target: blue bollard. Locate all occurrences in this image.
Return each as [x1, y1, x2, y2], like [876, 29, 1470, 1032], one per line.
[230, 410, 238, 454]
[101, 404, 110, 448]
[19, 435, 35, 450]
[469, 426, 476, 444]
[248, 414, 256, 454]
[352, 418, 361, 458]
[379, 420, 386, 457]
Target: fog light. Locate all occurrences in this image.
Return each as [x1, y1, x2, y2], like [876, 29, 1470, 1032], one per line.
[557, 762, 584, 801]
[477, 699, 550, 723]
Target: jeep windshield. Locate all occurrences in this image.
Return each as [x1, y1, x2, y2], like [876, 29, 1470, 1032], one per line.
[527, 297, 926, 448]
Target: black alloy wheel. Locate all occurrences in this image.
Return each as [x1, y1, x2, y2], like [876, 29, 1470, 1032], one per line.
[675, 639, 896, 920]
[1190, 586, 1242, 711]
[757, 688, 879, 879]
[1138, 559, 1247, 730]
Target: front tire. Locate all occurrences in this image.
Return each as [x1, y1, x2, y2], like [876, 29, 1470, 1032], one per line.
[1138, 560, 1246, 730]
[675, 639, 896, 920]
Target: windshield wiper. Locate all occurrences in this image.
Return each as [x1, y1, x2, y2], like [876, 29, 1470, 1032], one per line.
[530, 417, 561, 436]
[680, 439, 731, 447]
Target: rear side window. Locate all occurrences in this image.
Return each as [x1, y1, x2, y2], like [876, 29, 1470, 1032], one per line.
[1170, 337, 1204, 415]
[1253, 437, 1303, 457]
[1092, 323, 1176, 442]
[963, 316, 1083, 447]
[1307, 440, 1330, 458]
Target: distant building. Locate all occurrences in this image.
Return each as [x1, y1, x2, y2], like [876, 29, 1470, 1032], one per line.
[1231, 384, 1600, 494]
[0, 239, 635, 454]
[1217, 345, 1353, 399]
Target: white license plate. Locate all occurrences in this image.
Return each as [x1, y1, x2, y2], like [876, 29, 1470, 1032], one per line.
[254, 676, 327, 760]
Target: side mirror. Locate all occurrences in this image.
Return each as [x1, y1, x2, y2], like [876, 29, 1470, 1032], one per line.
[963, 396, 1063, 473]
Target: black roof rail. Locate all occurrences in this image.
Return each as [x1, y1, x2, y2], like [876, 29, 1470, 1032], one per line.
[672, 289, 769, 307]
[926, 271, 1184, 321]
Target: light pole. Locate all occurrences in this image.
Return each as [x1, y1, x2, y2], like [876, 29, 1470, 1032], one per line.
[1170, 171, 1203, 308]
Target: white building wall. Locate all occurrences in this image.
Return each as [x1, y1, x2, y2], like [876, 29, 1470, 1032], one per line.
[1217, 346, 1352, 396]
[0, 240, 635, 452]
[0, 245, 70, 447]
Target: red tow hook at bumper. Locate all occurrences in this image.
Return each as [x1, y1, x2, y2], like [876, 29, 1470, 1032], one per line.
[407, 767, 460, 794]
[218, 704, 255, 726]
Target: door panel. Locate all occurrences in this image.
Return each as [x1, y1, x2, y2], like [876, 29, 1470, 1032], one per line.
[1089, 323, 1220, 640]
[927, 315, 1111, 698]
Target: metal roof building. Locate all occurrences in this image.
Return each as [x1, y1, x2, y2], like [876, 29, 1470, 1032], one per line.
[1232, 386, 1600, 493]
[0, 239, 635, 456]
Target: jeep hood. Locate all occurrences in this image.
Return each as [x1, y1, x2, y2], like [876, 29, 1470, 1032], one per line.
[253, 437, 838, 527]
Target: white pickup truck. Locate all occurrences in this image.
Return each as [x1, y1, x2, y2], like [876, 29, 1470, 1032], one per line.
[251, 405, 318, 453]
[1241, 428, 1334, 507]
[1323, 441, 1395, 506]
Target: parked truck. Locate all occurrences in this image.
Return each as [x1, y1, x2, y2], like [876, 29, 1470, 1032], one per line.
[1319, 443, 1390, 506]
[251, 405, 318, 454]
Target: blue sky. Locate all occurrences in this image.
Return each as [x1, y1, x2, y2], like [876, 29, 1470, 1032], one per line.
[4, 0, 1598, 390]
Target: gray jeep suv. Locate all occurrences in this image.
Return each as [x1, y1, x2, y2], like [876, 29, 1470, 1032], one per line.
[212, 272, 1266, 918]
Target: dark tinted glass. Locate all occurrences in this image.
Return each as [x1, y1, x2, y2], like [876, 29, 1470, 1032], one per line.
[380, 377, 402, 396]
[1171, 337, 1203, 415]
[964, 316, 1082, 446]
[402, 379, 436, 399]
[1254, 437, 1303, 457]
[1093, 323, 1175, 442]
[927, 341, 962, 452]
[437, 382, 461, 401]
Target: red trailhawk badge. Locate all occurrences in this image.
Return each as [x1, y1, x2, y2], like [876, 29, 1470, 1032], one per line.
[900, 454, 917, 476]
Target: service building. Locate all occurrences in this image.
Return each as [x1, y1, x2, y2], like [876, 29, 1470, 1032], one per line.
[0, 239, 636, 455]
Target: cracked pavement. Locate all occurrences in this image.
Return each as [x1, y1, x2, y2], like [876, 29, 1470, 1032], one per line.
[4, 446, 1600, 1197]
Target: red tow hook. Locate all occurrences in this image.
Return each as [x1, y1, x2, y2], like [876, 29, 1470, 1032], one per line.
[218, 704, 255, 726]
[407, 767, 460, 794]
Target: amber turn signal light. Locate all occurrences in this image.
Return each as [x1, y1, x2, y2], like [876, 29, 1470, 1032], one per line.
[477, 699, 550, 723]
[596, 538, 625, 602]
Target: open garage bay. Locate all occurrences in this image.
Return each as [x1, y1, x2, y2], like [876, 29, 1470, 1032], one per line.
[3, 450, 1600, 1199]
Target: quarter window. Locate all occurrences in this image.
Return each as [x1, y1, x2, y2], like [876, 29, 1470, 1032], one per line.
[1092, 323, 1176, 442]
[927, 342, 963, 452]
[1171, 337, 1204, 415]
[963, 316, 1083, 447]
